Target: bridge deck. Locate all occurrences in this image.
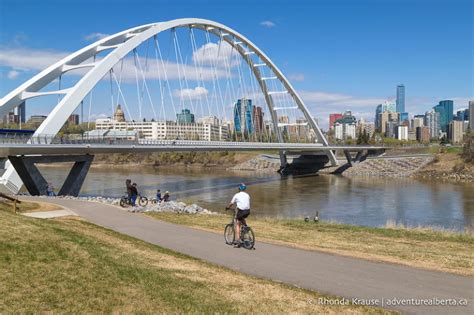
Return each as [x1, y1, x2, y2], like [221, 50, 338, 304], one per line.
[0, 141, 387, 156]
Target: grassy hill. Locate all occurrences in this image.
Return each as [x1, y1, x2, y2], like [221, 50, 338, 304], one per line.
[0, 205, 392, 314]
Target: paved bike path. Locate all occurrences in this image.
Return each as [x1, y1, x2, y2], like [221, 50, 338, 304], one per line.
[24, 197, 473, 315]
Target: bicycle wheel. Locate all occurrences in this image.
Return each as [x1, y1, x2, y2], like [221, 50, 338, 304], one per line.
[139, 196, 148, 206]
[224, 224, 235, 245]
[241, 226, 255, 249]
[119, 197, 127, 208]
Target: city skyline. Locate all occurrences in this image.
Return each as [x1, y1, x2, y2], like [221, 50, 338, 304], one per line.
[0, 0, 472, 130]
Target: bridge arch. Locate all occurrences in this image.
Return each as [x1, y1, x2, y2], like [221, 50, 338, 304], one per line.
[0, 18, 337, 193]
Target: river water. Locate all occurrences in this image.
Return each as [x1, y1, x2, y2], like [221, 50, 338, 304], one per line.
[40, 166, 474, 231]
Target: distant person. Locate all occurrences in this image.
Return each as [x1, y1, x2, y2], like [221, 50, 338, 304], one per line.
[47, 182, 55, 196]
[226, 183, 250, 247]
[125, 179, 132, 202]
[162, 191, 170, 202]
[130, 183, 138, 206]
[156, 189, 162, 202]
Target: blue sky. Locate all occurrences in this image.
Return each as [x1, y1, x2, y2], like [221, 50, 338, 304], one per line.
[0, 0, 472, 129]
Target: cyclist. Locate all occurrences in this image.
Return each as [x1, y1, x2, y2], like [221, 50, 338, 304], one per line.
[226, 183, 250, 247]
[130, 183, 138, 206]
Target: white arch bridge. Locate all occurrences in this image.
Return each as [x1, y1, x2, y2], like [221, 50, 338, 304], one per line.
[0, 18, 386, 195]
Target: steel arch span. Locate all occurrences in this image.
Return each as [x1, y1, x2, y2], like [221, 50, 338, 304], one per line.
[0, 18, 337, 193]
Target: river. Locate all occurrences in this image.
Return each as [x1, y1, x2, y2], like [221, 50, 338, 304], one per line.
[39, 165, 474, 232]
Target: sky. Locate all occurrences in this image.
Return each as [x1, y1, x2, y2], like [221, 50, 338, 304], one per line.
[0, 0, 472, 129]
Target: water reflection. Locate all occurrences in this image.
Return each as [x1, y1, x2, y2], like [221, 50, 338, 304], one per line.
[39, 166, 473, 231]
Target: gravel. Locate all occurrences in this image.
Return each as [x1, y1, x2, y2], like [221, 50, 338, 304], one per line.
[31, 195, 217, 214]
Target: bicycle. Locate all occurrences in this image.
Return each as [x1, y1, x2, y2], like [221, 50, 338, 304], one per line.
[224, 207, 255, 249]
[119, 194, 148, 207]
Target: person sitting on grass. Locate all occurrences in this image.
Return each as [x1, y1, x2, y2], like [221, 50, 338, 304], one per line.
[162, 191, 170, 202]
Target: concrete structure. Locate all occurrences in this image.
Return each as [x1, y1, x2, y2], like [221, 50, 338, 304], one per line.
[334, 122, 356, 140]
[448, 120, 464, 144]
[424, 110, 440, 139]
[412, 115, 424, 129]
[95, 118, 229, 141]
[27, 115, 47, 125]
[67, 114, 80, 125]
[396, 84, 405, 113]
[395, 125, 408, 140]
[416, 126, 430, 143]
[8, 154, 93, 196]
[380, 111, 399, 134]
[375, 101, 396, 131]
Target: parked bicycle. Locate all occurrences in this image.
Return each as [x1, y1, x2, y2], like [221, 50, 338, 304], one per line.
[119, 194, 148, 207]
[224, 207, 255, 249]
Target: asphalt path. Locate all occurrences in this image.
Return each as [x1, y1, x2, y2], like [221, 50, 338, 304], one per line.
[23, 197, 473, 315]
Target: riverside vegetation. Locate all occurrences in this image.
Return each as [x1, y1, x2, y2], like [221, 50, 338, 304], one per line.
[0, 201, 394, 314]
[147, 212, 474, 276]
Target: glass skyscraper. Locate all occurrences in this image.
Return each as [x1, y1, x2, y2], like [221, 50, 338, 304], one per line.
[433, 100, 453, 132]
[396, 84, 405, 113]
[234, 98, 254, 134]
[176, 109, 195, 124]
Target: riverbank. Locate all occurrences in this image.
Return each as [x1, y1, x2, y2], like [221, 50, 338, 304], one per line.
[146, 212, 474, 276]
[0, 202, 392, 314]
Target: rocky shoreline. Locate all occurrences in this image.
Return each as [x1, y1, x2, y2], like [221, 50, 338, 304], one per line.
[34, 195, 217, 215]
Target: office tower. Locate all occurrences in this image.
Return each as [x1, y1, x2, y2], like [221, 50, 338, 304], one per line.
[470, 101, 474, 129]
[234, 98, 253, 134]
[433, 100, 453, 132]
[396, 84, 405, 113]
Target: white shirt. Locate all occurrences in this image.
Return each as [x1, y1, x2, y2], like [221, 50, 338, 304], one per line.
[231, 191, 250, 210]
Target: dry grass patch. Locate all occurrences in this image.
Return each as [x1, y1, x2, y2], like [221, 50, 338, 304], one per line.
[0, 208, 393, 314]
[146, 212, 474, 276]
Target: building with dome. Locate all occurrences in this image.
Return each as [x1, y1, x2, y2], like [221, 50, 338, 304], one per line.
[113, 104, 126, 122]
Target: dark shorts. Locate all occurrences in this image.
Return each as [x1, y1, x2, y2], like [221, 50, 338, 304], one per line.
[236, 209, 250, 221]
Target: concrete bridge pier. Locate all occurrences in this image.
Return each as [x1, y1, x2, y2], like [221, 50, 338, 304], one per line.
[8, 154, 94, 197]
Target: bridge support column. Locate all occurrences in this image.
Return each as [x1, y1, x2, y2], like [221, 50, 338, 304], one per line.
[343, 150, 368, 166]
[8, 154, 94, 197]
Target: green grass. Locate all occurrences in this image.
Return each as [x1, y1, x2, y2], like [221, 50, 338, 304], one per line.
[147, 212, 474, 276]
[0, 207, 393, 314]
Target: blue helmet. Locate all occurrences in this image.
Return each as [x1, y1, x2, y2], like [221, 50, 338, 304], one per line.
[239, 183, 247, 191]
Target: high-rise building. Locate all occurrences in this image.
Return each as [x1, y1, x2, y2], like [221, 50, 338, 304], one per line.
[455, 108, 469, 121]
[448, 120, 464, 144]
[416, 126, 430, 143]
[470, 101, 474, 130]
[15, 102, 26, 123]
[433, 100, 453, 132]
[379, 111, 399, 134]
[412, 115, 424, 129]
[396, 84, 405, 113]
[234, 98, 253, 134]
[424, 110, 440, 139]
[334, 122, 356, 140]
[399, 112, 409, 123]
[329, 113, 343, 130]
[375, 101, 396, 131]
[252, 106, 264, 134]
[113, 104, 126, 122]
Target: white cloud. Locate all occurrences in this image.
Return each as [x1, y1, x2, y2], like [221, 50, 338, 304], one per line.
[7, 70, 20, 79]
[0, 48, 68, 72]
[260, 21, 276, 28]
[173, 86, 209, 101]
[288, 73, 305, 82]
[192, 41, 239, 67]
[84, 32, 110, 41]
[0, 47, 229, 83]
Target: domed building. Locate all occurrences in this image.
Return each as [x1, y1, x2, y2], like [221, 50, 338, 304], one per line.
[113, 104, 125, 122]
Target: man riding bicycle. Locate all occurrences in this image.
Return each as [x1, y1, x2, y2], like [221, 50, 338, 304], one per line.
[226, 183, 250, 247]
